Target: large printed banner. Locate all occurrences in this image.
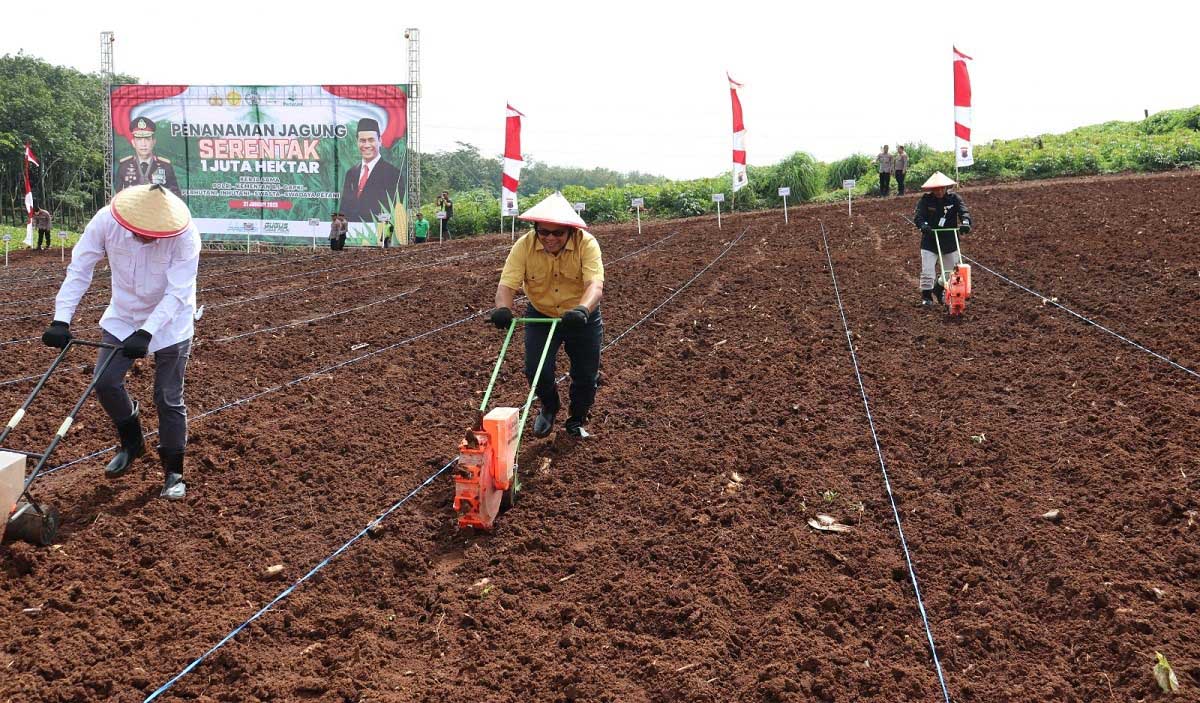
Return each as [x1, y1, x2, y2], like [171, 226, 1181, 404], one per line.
[111, 84, 409, 245]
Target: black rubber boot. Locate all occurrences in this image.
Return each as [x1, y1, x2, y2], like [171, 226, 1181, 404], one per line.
[532, 409, 556, 438]
[105, 402, 145, 478]
[565, 408, 591, 438]
[921, 290, 934, 306]
[159, 448, 186, 500]
[933, 283, 945, 305]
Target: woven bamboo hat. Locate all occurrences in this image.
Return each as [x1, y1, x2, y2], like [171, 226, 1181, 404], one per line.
[518, 192, 587, 231]
[921, 172, 957, 190]
[110, 184, 192, 238]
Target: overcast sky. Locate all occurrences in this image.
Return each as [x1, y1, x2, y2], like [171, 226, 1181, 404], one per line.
[7, 0, 1198, 180]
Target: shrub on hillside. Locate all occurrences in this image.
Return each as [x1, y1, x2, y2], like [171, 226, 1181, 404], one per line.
[826, 154, 872, 190]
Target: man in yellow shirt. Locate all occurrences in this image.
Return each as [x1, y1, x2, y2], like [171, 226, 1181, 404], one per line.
[491, 192, 604, 438]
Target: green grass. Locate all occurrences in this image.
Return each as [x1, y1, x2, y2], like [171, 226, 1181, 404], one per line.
[429, 106, 1198, 237]
[0, 224, 82, 250]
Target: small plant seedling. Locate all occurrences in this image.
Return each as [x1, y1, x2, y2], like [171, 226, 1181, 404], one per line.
[971, 433, 986, 444]
[822, 489, 839, 503]
[1154, 651, 1179, 693]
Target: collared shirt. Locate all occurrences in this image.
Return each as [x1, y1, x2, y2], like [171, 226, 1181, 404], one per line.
[499, 229, 604, 316]
[33, 210, 51, 228]
[414, 219, 430, 238]
[54, 206, 200, 352]
[876, 152, 895, 173]
[894, 152, 909, 172]
[359, 154, 381, 183]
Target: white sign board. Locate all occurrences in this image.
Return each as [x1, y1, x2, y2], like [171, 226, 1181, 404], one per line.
[778, 187, 791, 197]
[436, 211, 447, 220]
[2, 234, 11, 242]
[631, 198, 644, 208]
[307, 218, 321, 227]
[378, 214, 391, 223]
[57, 231, 68, 240]
[842, 179, 857, 190]
[711, 193, 725, 203]
[573, 202, 586, 212]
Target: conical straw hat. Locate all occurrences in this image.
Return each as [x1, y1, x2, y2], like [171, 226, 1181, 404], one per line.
[921, 171, 957, 190]
[518, 192, 587, 230]
[111, 184, 192, 238]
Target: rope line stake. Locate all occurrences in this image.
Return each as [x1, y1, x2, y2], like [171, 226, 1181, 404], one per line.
[819, 220, 953, 703]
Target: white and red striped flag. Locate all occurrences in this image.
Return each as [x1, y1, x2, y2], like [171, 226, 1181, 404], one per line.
[23, 143, 39, 247]
[728, 74, 748, 192]
[953, 47, 974, 168]
[501, 104, 524, 216]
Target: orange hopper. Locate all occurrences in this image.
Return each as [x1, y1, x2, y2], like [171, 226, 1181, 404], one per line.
[946, 264, 971, 316]
[453, 407, 519, 530]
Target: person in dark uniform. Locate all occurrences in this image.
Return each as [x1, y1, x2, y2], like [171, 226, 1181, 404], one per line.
[117, 117, 182, 199]
[436, 191, 454, 238]
[913, 171, 972, 306]
[33, 205, 52, 250]
[338, 118, 405, 223]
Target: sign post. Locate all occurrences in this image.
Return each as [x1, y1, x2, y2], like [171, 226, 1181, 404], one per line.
[58, 231, 68, 262]
[712, 193, 725, 229]
[778, 186, 791, 224]
[308, 218, 320, 251]
[501, 197, 519, 241]
[842, 179, 857, 217]
[436, 210, 447, 243]
[3, 233, 10, 267]
[631, 198, 644, 234]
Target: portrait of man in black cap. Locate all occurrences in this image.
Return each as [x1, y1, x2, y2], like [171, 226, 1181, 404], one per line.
[338, 117, 405, 223]
[117, 117, 182, 198]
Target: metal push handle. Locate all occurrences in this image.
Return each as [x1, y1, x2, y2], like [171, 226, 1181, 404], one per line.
[0, 339, 122, 504]
[930, 227, 962, 287]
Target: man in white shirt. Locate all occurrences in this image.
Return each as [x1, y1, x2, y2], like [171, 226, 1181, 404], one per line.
[42, 184, 200, 500]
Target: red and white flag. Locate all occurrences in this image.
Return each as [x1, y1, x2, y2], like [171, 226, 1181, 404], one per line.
[728, 74, 748, 192]
[953, 47, 974, 168]
[501, 104, 524, 216]
[23, 143, 39, 246]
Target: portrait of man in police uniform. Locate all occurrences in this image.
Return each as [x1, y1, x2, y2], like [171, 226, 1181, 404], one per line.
[117, 117, 182, 198]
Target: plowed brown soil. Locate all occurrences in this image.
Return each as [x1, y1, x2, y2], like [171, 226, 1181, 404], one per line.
[1, 171, 1197, 702]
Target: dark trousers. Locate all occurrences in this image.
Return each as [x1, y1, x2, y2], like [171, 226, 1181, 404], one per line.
[330, 235, 346, 251]
[524, 305, 602, 420]
[37, 229, 51, 249]
[879, 172, 892, 196]
[895, 171, 907, 195]
[95, 331, 191, 452]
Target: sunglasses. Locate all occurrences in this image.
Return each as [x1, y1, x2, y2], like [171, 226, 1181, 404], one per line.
[536, 227, 570, 238]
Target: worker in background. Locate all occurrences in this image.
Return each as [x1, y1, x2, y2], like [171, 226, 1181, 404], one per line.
[913, 171, 972, 306]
